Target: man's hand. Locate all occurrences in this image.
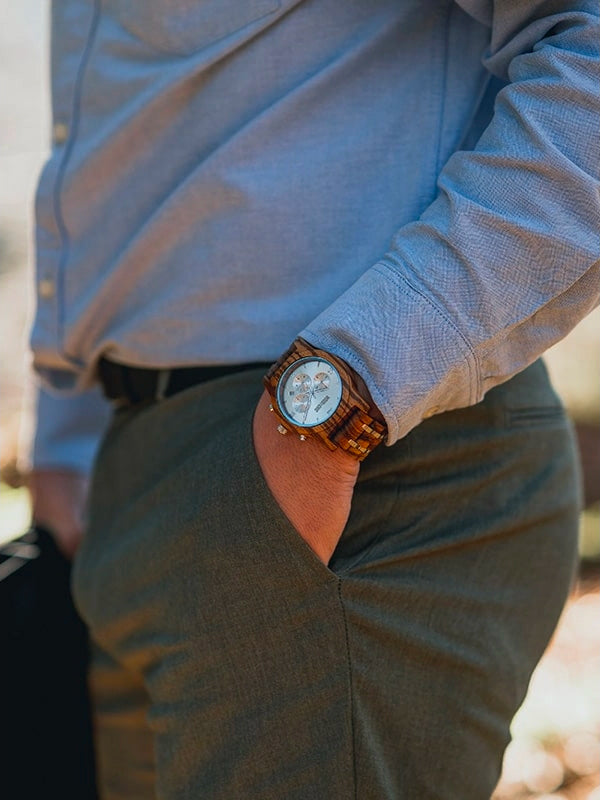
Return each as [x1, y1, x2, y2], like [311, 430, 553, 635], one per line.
[252, 390, 359, 565]
[28, 469, 89, 560]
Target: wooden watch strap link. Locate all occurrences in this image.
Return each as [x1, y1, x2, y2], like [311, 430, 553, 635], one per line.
[331, 407, 386, 460]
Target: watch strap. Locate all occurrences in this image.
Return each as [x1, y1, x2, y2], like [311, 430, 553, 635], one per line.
[330, 407, 386, 460]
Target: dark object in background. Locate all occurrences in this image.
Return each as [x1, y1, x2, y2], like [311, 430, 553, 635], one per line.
[0, 525, 97, 799]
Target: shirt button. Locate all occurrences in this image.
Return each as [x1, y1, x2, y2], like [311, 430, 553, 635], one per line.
[38, 278, 56, 299]
[53, 121, 69, 144]
[423, 406, 439, 419]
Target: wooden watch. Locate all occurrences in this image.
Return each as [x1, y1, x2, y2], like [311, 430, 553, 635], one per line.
[263, 338, 386, 461]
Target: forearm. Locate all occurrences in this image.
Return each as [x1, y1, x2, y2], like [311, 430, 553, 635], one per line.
[21, 380, 112, 557]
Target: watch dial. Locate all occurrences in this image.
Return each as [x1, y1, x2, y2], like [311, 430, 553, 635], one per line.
[277, 358, 343, 427]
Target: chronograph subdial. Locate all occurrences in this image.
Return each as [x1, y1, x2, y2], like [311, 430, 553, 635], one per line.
[291, 373, 311, 394]
[312, 372, 330, 392]
[292, 392, 311, 417]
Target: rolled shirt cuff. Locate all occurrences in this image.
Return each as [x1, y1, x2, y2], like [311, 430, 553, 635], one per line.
[300, 259, 479, 446]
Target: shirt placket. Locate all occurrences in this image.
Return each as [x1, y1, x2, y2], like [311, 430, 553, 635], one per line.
[34, 0, 100, 361]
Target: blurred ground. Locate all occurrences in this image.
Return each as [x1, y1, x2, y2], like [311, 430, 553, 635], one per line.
[492, 579, 600, 800]
[1, 3, 598, 798]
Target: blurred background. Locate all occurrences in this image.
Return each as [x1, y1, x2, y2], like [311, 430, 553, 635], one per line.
[1, 3, 598, 798]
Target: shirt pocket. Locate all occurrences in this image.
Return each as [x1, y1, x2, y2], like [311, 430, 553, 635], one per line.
[111, 0, 281, 56]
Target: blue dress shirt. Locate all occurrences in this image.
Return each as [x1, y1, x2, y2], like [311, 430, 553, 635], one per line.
[29, 0, 600, 472]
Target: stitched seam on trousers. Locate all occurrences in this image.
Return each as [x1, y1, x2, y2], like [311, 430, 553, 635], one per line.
[504, 407, 566, 427]
[337, 578, 358, 800]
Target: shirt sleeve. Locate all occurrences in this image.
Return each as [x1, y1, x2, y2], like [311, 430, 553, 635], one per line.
[21, 379, 112, 476]
[300, 0, 600, 445]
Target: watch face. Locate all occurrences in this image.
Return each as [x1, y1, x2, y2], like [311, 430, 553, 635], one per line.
[277, 357, 343, 428]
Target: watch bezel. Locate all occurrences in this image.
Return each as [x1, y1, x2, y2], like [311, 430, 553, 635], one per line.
[275, 356, 343, 429]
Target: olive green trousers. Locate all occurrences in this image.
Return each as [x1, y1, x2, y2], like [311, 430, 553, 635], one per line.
[72, 359, 580, 799]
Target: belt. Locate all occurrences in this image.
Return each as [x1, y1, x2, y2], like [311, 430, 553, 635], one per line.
[97, 357, 271, 407]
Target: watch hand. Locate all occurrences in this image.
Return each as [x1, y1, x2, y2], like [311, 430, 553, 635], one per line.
[302, 391, 313, 424]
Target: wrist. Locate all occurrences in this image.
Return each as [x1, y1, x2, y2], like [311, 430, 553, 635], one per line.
[264, 338, 386, 461]
[255, 390, 359, 478]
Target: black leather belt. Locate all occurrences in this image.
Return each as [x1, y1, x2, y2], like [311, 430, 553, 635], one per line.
[97, 357, 271, 407]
